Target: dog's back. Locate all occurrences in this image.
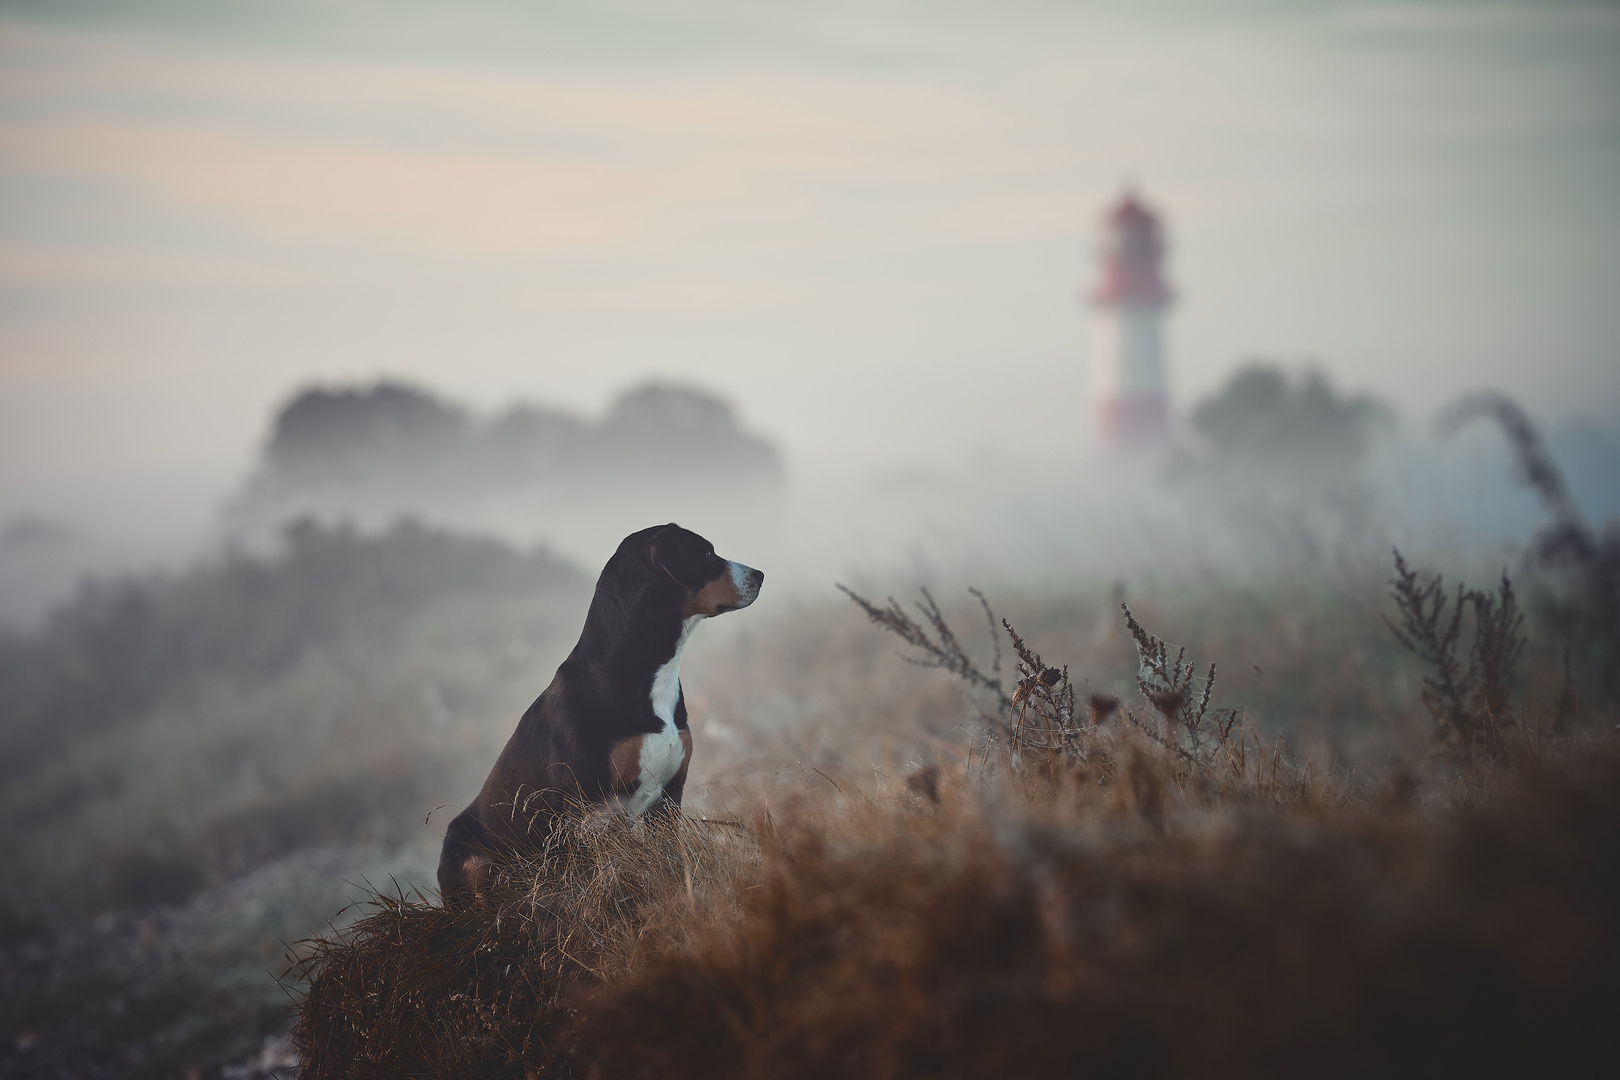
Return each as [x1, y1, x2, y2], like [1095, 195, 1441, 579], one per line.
[438, 523, 761, 904]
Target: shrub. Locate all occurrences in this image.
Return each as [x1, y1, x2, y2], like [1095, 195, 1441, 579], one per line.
[1438, 390, 1620, 704]
[291, 812, 758, 1079]
[1386, 548, 1526, 758]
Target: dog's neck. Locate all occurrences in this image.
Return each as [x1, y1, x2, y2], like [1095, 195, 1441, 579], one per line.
[649, 615, 703, 725]
[573, 577, 702, 688]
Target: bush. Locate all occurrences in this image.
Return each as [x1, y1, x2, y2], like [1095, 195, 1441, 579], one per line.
[292, 812, 758, 1079]
[0, 518, 584, 782]
[0, 518, 590, 918]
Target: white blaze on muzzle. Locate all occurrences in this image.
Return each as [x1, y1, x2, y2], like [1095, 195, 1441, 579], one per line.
[728, 560, 762, 609]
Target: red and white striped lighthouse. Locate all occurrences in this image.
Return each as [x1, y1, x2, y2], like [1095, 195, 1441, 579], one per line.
[1090, 189, 1174, 451]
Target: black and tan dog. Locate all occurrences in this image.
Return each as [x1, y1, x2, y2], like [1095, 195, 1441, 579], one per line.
[437, 523, 763, 905]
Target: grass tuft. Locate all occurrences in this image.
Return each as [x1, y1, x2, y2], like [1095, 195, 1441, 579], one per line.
[290, 812, 758, 1079]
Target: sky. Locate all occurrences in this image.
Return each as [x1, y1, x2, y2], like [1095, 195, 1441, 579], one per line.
[1, 0, 1618, 551]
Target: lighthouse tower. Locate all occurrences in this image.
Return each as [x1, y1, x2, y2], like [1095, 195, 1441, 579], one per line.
[1090, 189, 1173, 450]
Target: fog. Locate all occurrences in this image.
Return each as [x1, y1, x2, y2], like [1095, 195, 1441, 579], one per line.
[2, 0, 1618, 609]
[6, 7, 1620, 1073]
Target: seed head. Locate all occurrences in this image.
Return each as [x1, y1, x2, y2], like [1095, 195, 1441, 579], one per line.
[1149, 690, 1186, 719]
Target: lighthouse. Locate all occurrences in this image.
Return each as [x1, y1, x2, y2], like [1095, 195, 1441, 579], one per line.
[1090, 189, 1173, 450]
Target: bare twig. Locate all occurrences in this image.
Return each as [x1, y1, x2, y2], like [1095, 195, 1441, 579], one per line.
[1121, 603, 1219, 759]
[838, 585, 1010, 709]
[1386, 548, 1526, 757]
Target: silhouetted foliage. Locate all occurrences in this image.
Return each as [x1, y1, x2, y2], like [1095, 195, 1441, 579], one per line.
[1119, 601, 1237, 762]
[1438, 390, 1620, 703]
[1386, 548, 1524, 757]
[840, 586, 1251, 775]
[232, 380, 782, 534]
[0, 519, 583, 782]
[1190, 364, 1392, 477]
[1437, 391, 1582, 526]
[1172, 364, 1397, 569]
[598, 384, 776, 479]
[266, 382, 472, 482]
[836, 585, 1007, 709]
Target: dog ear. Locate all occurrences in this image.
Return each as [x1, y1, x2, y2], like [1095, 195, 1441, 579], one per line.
[648, 525, 709, 591]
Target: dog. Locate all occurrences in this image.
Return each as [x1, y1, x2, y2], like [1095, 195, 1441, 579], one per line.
[437, 523, 763, 905]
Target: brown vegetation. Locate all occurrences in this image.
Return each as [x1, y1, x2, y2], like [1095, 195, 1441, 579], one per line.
[1439, 390, 1620, 703]
[1386, 548, 1526, 757]
[292, 811, 758, 1079]
[291, 589, 1619, 1078]
[583, 746, 1617, 1080]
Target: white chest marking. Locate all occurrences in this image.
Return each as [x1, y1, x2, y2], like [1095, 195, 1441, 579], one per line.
[649, 615, 699, 727]
[625, 615, 701, 815]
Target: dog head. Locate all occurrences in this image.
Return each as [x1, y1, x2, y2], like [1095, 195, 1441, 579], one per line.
[626, 523, 763, 618]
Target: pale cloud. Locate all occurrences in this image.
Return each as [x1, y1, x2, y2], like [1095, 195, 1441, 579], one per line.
[0, 117, 662, 252]
[0, 3, 1616, 539]
[0, 244, 290, 287]
[521, 279, 792, 315]
[0, 21, 1011, 258]
[1335, 3, 1620, 32]
[942, 190, 1089, 239]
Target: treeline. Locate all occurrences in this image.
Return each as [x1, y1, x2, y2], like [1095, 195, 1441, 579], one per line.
[228, 381, 783, 535]
[0, 519, 584, 783]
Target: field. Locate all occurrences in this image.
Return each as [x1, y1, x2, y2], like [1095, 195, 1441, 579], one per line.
[1, 382, 1616, 1077]
[294, 738, 1620, 1079]
[285, 562, 1617, 1079]
[3, 0, 1617, 1071]
[2, 497, 1615, 1076]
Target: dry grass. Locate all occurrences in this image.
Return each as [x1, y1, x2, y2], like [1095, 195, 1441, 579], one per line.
[291, 810, 760, 1079]
[582, 741, 1619, 1080]
[292, 718, 1619, 1078]
[288, 569, 1618, 1078]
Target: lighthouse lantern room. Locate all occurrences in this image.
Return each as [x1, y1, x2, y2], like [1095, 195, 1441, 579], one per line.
[1090, 189, 1173, 450]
